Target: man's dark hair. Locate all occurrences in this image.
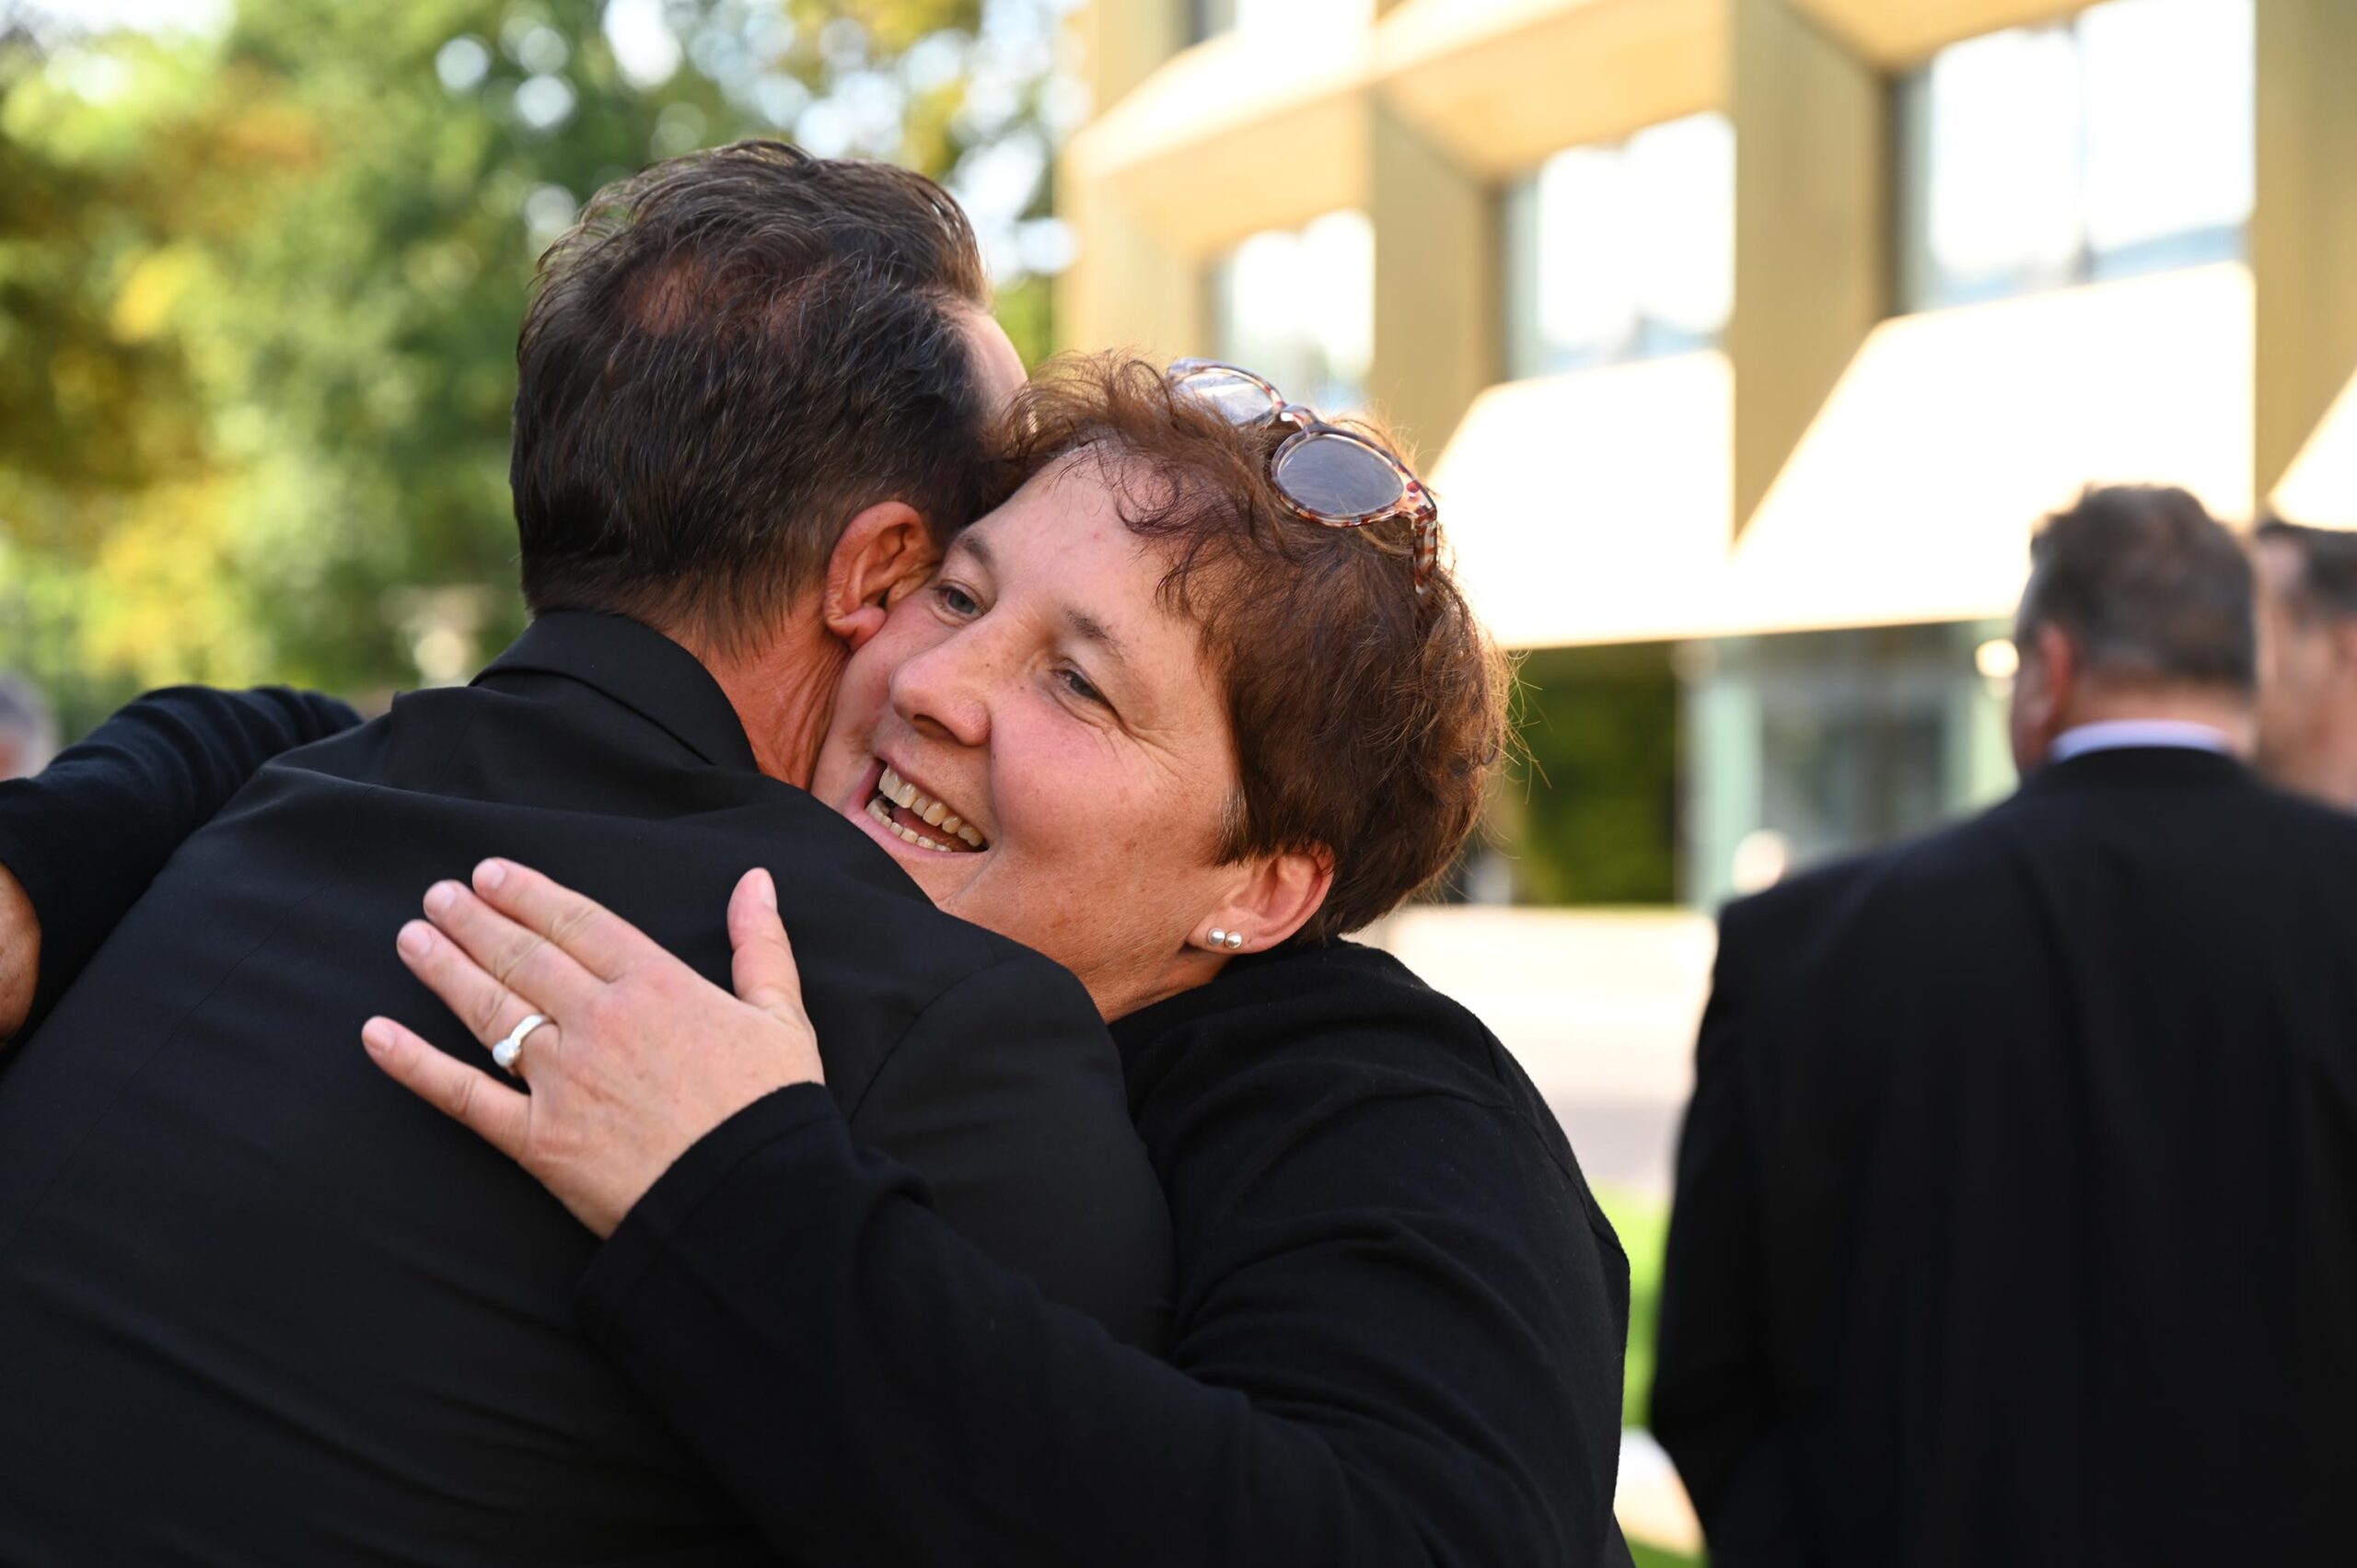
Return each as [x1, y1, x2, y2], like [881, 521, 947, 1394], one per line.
[2015, 484, 2256, 691]
[512, 140, 998, 652]
[2255, 516, 2357, 623]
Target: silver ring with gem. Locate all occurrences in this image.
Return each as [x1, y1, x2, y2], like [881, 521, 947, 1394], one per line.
[492, 1013, 550, 1074]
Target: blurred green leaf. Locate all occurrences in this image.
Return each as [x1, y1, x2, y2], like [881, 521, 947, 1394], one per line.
[1500, 644, 1682, 905]
[0, 0, 1072, 733]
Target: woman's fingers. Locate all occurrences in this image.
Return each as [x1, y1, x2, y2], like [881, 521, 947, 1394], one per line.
[367, 868, 827, 1241]
[415, 880, 599, 1037]
[397, 920, 563, 1072]
[470, 859, 665, 982]
[727, 869, 810, 1038]
[395, 918, 535, 1062]
[361, 1015, 532, 1160]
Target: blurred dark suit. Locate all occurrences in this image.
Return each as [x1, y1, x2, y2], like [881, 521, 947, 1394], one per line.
[1655, 745, 2357, 1566]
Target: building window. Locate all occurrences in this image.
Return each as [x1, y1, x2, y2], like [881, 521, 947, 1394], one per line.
[1681, 623, 2014, 909]
[1897, 0, 2254, 312]
[1502, 112, 1734, 380]
[1211, 210, 1374, 412]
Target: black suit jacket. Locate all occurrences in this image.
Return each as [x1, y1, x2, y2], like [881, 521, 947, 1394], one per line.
[1653, 747, 2357, 1567]
[0, 612, 1170, 1566]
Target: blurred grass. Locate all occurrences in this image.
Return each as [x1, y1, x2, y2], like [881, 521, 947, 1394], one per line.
[1596, 1184, 1701, 1565]
[1595, 1183, 1670, 1430]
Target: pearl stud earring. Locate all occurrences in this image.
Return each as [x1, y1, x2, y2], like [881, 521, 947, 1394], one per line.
[1221, 930, 1244, 950]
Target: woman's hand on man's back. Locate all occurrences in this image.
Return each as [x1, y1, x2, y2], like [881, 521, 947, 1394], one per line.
[360, 857, 823, 1237]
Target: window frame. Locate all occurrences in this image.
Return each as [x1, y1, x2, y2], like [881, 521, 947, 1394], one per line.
[1499, 111, 1736, 383]
[1892, 0, 2253, 315]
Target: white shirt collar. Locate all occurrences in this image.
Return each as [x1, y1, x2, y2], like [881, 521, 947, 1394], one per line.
[2049, 719, 2237, 765]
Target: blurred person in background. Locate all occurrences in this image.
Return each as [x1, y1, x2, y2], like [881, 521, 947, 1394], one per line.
[2251, 517, 2357, 808]
[1655, 485, 2357, 1566]
[0, 676, 58, 782]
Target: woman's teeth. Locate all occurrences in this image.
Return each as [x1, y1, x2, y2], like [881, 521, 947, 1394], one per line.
[870, 764, 985, 853]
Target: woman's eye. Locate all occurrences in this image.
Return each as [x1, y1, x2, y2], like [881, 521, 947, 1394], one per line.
[935, 582, 981, 618]
[1059, 667, 1108, 706]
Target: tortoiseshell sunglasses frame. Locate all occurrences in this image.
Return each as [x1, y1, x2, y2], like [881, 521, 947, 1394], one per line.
[1167, 358, 1441, 597]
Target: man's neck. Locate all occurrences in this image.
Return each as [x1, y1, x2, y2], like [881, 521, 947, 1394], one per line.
[2267, 723, 2357, 810]
[2305, 672, 2357, 807]
[680, 623, 846, 788]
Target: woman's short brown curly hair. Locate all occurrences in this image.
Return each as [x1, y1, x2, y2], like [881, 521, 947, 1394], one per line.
[992, 353, 1510, 943]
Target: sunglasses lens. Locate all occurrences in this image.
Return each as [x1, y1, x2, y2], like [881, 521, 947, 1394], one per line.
[1275, 433, 1406, 519]
[1176, 367, 1279, 426]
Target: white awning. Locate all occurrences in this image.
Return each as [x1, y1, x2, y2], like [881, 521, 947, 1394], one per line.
[2271, 366, 2357, 526]
[1724, 263, 2256, 636]
[1433, 352, 1735, 649]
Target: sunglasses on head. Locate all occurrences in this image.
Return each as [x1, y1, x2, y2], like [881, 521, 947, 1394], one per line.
[1167, 359, 1441, 598]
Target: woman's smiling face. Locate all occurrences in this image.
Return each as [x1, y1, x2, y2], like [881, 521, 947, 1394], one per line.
[809, 459, 1257, 1018]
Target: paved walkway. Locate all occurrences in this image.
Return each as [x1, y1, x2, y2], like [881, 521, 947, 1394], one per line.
[1617, 1429, 1702, 1556]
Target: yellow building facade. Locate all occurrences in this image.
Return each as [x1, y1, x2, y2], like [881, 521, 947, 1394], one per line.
[1057, 0, 2357, 906]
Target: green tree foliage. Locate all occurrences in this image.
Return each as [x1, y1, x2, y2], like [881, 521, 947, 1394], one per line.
[1499, 643, 1681, 904]
[0, 0, 1074, 732]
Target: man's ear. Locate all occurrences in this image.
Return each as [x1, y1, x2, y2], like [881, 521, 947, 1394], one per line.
[822, 502, 936, 651]
[2010, 621, 2079, 772]
[1199, 846, 1336, 955]
[2028, 622, 2082, 724]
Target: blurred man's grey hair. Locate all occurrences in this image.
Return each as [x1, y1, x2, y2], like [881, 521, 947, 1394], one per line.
[0, 675, 58, 781]
[2015, 484, 2257, 691]
[2254, 517, 2357, 624]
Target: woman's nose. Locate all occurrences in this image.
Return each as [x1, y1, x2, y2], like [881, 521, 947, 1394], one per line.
[889, 628, 993, 749]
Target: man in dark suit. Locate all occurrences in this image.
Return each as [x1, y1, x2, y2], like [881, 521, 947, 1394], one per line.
[0, 142, 1167, 1565]
[1655, 486, 2357, 1566]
